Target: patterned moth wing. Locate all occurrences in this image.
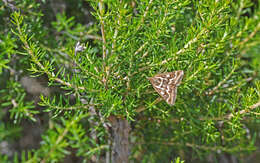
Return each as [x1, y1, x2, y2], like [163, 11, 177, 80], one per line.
[148, 70, 184, 105]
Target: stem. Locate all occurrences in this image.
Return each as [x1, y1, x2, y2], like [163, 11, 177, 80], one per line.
[109, 116, 130, 163]
[16, 21, 88, 91]
[226, 100, 260, 119]
[99, 0, 107, 60]
[98, 0, 109, 89]
[206, 65, 237, 95]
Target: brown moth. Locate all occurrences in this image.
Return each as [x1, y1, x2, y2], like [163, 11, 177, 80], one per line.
[148, 70, 184, 106]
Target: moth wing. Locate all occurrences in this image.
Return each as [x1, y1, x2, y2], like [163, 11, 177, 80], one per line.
[167, 85, 177, 105]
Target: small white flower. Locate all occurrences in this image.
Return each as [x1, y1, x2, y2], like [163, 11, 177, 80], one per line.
[75, 41, 86, 55]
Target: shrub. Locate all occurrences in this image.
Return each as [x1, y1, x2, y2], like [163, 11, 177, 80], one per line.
[0, 0, 260, 162]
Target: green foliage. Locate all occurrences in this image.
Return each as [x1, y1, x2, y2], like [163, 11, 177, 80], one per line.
[0, 0, 260, 162]
[174, 157, 185, 163]
[0, 80, 37, 123]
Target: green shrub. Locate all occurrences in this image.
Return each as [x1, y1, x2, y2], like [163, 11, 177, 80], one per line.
[0, 0, 260, 162]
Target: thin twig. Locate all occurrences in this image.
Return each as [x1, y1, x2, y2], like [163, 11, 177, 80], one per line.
[236, 0, 245, 20]
[99, 0, 107, 60]
[73, 59, 101, 82]
[226, 100, 260, 120]
[16, 21, 92, 92]
[136, 0, 153, 31]
[160, 29, 208, 65]
[44, 103, 102, 111]
[125, 42, 149, 90]
[40, 116, 82, 163]
[61, 31, 102, 41]
[154, 141, 251, 153]
[106, 1, 123, 91]
[124, 0, 151, 90]
[134, 42, 148, 55]
[98, 0, 109, 89]
[85, 34, 102, 41]
[29, 47, 83, 90]
[199, 100, 260, 121]
[206, 65, 237, 95]
[239, 22, 260, 46]
[158, 3, 228, 66]
[136, 97, 162, 113]
[165, 100, 260, 123]
[11, 99, 34, 118]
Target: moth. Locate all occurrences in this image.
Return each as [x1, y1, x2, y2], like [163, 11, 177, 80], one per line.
[148, 70, 184, 106]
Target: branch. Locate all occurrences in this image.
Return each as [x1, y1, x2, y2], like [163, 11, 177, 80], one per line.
[205, 65, 237, 96]
[62, 31, 102, 41]
[226, 100, 260, 120]
[15, 20, 89, 91]
[153, 141, 253, 153]
[160, 29, 208, 65]
[99, 0, 107, 60]
[136, 97, 162, 113]
[72, 52, 102, 83]
[40, 116, 82, 163]
[164, 100, 260, 123]
[98, 0, 109, 89]
[240, 22, 260, 47]
[84, 34, 102, 41]
[136, 0, 153, 31]
[42, 103, 101, 111]
[236, 0, 245, 20]
[198, 100, 260, 121]
[134, 42, 148, 55]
